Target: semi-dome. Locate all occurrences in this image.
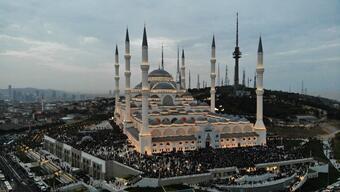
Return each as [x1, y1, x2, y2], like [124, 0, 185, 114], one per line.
[149, 69, 172, 78]
[152, 82, 176, 90]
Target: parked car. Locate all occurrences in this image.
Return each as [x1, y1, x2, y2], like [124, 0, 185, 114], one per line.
[28, 172, 34, 178]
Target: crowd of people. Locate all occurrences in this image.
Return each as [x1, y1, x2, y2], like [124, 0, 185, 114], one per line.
[113, 143, 306, 178]
[20, 119, 308, 179]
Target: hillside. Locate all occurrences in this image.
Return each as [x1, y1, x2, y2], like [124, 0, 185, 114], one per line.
[189, 85, 340, 121]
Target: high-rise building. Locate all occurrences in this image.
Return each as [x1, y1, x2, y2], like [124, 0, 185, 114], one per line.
[8, 85, 12, 100]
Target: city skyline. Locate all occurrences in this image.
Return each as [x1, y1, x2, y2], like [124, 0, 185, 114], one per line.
[0, 0, 339, 100]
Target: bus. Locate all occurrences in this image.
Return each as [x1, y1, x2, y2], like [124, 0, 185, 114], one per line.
[4, 180, 13, 192]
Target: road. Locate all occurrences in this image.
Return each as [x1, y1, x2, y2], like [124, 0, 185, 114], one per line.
[0, 153, 39, 192]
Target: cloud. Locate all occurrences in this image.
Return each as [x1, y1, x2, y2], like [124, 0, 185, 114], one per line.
[81, 36, 100, 44]
[274, 42, 340, 56]
[0, 35, 100, 72]
[0, 0, 339, 99]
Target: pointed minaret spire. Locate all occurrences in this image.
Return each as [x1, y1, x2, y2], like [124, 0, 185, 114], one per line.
[142, 26, 148, 64]
[115, 44, 118, 55]
[212, 34, 216, 48]
[258, 36, 263, 53]
[125, 28, 130, 42]
[161, 43, 164, 70]
[176, 46, 181, 89]
[181, 49, 186, 89]
[177, 46, 180, 72]
[142, 25, 148, 47]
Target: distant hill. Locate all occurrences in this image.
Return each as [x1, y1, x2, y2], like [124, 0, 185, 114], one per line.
[189, 85, 340, 120]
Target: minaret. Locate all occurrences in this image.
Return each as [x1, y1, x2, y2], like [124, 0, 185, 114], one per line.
[188, 70, 191, 89]
[176, 47, 181, 90]
[114, 45, 120, 116]
[181, 49, 186, 89]
[161, 44, 164, 70]
[197, 74, 200, 89]
[233, 12, 242, 87]
[254, 36, 266, 145]
[210, 35, 216, 112]
[124, 28, 131, 124]
[139, 26, 152, 155]
[217, 63, 220, 87]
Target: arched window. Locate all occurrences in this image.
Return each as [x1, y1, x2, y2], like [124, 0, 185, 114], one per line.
[162, 95, 174, 106]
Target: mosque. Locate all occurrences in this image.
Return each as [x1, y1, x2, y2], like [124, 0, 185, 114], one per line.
[114, 25, 266, 155]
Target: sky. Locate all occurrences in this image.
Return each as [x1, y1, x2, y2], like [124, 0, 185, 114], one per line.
[0, 0, 339, 100]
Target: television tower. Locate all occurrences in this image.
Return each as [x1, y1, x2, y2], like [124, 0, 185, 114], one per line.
[233, 12, 242, 87]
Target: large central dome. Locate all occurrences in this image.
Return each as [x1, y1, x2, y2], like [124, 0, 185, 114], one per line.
[134, 68, 176, 90]
[148, 69, 172, 78]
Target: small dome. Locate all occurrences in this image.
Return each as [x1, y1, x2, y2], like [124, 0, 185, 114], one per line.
[174, 119, 183, 124]
[199, 102, 208, 106]
[134, 83, 142, 89]
[219, 118, 227, 122]
[149, 118, 160, 125]
[149, 69, 172, 78]
[162, 118, 171, 124]
[197, 116, 207, 121]
[186, 117, 195, 123]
